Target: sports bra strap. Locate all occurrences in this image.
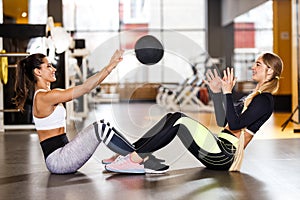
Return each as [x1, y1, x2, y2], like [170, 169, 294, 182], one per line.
[34, 89, 48, 99]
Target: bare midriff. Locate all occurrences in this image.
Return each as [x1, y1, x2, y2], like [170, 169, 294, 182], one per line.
[37, 127, 65, 142]
[224, 126, 254, 148]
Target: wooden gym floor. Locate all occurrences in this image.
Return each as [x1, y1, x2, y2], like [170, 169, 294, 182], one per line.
[1, 102, 300, 200]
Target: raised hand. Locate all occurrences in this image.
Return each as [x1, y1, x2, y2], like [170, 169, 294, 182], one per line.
[204, 68, 222, 93]
[107, 49, 124, 72]
[220, 67, 237, 94]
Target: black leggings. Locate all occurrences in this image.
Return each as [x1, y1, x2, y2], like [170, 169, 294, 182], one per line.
[106, 113, 181, 158]
[107, 112, 236, 170]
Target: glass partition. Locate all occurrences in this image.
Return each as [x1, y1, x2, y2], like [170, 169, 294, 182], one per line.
[233, 1, 273, 82]
[63, 0, 207, 84]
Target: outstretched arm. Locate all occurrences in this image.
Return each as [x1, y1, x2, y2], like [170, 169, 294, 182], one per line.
[40, 49, 124, 105]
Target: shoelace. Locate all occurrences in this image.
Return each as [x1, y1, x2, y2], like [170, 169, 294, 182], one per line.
[111, 155, 131, 166]
[113, 155, 125, 164]
[112, 155, 143, 167]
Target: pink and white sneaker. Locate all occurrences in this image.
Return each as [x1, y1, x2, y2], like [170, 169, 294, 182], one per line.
[105, 154, 145, 174]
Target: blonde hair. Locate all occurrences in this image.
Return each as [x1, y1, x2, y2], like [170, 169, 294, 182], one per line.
[244, 52, 283, 107]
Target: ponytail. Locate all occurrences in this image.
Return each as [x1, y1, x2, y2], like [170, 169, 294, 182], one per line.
[244, 77, 280, 107]
[244, 90, 261, 108]
[13, 59, 29, 112]
[13, 53, 46, 112]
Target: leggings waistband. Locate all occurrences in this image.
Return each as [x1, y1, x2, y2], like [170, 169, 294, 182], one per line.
[40, 133, 69, 159]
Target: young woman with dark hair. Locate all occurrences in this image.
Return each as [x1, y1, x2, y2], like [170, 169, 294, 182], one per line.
[13, 51, 128, 174]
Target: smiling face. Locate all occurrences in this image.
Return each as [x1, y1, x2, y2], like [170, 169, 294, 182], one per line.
[251, 56, 274, 85]
[34, 57, 57, 83]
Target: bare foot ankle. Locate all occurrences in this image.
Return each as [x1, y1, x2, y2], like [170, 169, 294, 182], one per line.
[130, 152, 143, 163]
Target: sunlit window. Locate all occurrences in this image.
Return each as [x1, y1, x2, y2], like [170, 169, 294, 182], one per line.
[28, 0, 47, 24]
[233, 1, 273, 81]
[68, 0, 207, 84]
[27, 0, 207, 84]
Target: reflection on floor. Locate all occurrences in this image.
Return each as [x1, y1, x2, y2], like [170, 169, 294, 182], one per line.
[1, 102, 300, 200]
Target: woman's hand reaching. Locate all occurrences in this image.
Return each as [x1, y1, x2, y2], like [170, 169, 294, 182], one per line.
[204, 67, 237, 94]
[220, 67, 237, 94]
[106, 49, 124, 72]
[204, 68, 222, 93]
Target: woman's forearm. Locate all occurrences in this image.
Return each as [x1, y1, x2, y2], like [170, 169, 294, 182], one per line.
[72, 50, 123, 99]
[211, 92, 227, 127]
[85, 65, 112, 90]
[72, 65, 113, 98]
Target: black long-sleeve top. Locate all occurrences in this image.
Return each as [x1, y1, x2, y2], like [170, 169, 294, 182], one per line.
[211, 92, 274, 134]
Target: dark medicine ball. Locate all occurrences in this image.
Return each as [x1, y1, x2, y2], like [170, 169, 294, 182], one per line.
[134, 35, 164, 65]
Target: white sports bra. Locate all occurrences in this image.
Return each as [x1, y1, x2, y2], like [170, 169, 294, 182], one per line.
[33, 89, 66, 130]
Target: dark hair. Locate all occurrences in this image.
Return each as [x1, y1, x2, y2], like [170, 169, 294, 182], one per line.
[13, 53, 46, 111]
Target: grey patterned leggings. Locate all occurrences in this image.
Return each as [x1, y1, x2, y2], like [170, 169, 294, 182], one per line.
[44, 120, 135, 174]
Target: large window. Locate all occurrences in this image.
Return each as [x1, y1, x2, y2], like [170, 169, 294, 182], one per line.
[63, 0, 207, 84]
[25, 0, 207, 84]
[233, 1, 273, 81]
